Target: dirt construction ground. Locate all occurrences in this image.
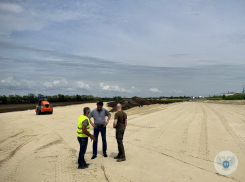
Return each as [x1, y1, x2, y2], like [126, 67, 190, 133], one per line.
[0, 102, 245, 182]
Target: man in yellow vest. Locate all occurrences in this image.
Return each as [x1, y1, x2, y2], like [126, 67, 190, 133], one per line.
[77, 107, 95, 169]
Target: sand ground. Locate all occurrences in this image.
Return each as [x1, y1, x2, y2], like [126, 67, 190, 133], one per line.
[0, 102, 245, 182]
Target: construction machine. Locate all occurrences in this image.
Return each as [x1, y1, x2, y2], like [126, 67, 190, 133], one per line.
[35, 95, 53, 115]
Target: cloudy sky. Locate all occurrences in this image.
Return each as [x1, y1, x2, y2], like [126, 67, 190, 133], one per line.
[0, 0, 245, 97]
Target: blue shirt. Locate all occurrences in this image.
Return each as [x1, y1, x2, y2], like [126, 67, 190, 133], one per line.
[88, 108, 111, 125]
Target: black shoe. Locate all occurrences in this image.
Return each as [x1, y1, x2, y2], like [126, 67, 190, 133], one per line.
[78, 165, 87, 169]
[117, 157, 126, 162]
[114, 155, 120, 159]
[91, 155, 97, 159]
[84, 163, 90, 168]
[103, 153, 108, 157]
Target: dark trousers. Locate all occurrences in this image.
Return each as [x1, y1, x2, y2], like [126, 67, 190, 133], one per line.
[116, 126, 125, 158]
[77, 137, 88, 166]
[93, 126, 107, 155]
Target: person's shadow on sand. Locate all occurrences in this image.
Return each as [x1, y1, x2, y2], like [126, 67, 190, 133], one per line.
[86, 151, 117, 159]
[109, 152, 118, 158]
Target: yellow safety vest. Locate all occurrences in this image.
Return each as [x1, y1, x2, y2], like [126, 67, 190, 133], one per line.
[77, 115, 90, 137]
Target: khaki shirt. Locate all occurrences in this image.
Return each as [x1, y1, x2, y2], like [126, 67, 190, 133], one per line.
[114, 111, 127, 128]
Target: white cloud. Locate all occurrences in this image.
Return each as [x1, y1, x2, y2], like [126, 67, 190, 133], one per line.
[43, 79, 68, 88]
[169, 89, 183, 93]
[0, 77, 34, 88]
[0, 3, 23, 14]
[43, 82, 53, 88]
[75, 81, 91, 90]
[53, 80, 60, 85]
[0, 77, 92, 93]
[43, 80, 91, 91]
[149, 88, 162, 93]
[1, 77, 20, 86]
[37, 79, 92, 91]
[66, 87, 74, 91]
[0, 1, 100, 35]
[100, 83, 140, 93]
[0, 3, 45, 35]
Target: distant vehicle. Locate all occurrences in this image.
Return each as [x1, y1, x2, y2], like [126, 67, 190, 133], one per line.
[35, 95, 53, 115]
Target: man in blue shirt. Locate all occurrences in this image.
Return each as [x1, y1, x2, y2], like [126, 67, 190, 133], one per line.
[89, 101, 111, 159]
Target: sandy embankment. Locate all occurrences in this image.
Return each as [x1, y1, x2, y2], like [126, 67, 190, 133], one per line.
[0, 102, 245, 182]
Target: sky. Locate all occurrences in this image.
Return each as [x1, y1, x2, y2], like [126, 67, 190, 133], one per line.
[0, 0, 245, 97]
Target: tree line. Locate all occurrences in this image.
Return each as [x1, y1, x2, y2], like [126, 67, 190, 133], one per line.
[0, 94, 123, 104]
[207, 93, 245, 100]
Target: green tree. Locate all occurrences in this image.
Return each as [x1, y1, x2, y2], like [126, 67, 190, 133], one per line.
[0, 95, 7, 104]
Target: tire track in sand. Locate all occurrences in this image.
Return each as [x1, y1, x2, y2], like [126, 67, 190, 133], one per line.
[0, 135, 38, 166]
[180, 103, 198, 154]
[212, 104, 245, 123]
[153, 103, 189, 143]
[0, 130, 25, 144]
[124, 138, 241, 182]
[52, 132, 105, 182]
[0, 135, 41, 182]
[198, 104, 209, 160]
[205, 104, 245, 154]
